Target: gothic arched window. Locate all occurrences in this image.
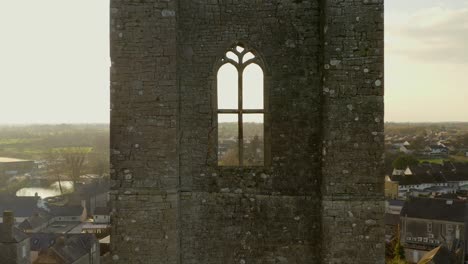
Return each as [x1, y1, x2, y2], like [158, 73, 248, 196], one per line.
[217, 44, 265, 166]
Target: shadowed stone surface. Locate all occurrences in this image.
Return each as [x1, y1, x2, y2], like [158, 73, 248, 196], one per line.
[109, 0, 384, 263]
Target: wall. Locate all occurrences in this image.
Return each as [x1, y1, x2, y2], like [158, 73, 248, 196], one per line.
[177, 1, 322, 263]
[401, 217, 466, 251]
[320, 0, 385, 263]
[110, 0, 384, 263]
[0, 238, 30, 264]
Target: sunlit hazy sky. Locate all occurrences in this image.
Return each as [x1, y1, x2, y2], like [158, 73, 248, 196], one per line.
[0, 0, 467, 124]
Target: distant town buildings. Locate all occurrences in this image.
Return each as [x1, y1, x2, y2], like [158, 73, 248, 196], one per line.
[0, 195, 41, 223]
[386, 162, 468, 199]
[0, 157, 35, 177]
[0, 175, 110, 263]
[400, 198, 466, 263]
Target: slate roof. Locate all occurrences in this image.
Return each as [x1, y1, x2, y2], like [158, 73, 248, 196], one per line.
[48, 205, 84, 217]
[418, 245, 456, 264]
[30, 233, 60, 251]
[18, 213, 51, 231]
[52, 234, 97, 263]
[0, 195, 40, 217]
[401, 198, 467, 223]
[76, 181, 110, 197]
[391, 164, 446, 186]
[30, 233, 97, 263]
[388, 199, 405, 207]
[385, 213, 400, 226]
[390, 162, 468, 186]
[430, 145, 449, 150]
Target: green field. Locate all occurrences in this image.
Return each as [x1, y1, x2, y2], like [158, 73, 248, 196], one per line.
[0, 124, 108, 160]
[418, 155, 468, 165]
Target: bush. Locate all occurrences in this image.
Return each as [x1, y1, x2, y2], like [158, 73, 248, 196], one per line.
[392, 154, 419, 169]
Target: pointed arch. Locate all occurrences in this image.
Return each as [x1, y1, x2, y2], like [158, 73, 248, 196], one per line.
[215, 43, 268, 166]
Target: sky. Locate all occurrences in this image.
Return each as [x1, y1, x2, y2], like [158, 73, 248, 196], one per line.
[0, 0, 467, 124]
[0, 0, 110, 124]
[385, 0, 468, 122]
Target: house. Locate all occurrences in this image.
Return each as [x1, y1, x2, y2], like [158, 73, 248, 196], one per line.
[400, 198, 467, 264]
[386, 199, 405, 215]
[18, 212, 53, 233]
[99, 235, 110, 257]
[389, 143, 413, 154]
[417, 245, 463, 264]
[30, 233, 100, 264]
[400, 145, 412, 154]
[427, 145, 450, 156]
[48, 204, 87, 223]
[387, 162, 468, 198]
[385, 175, 399, 199]
[68, 181, 109, 216]
[0, 211, 31, 264]
[442, 163, 468, 188]
[80, 223, 110, 238]
[389, 164, 447, 196]
[33, 205, 87, 234]
[0, 195, 41, 223]
[385, 213, 400, 241]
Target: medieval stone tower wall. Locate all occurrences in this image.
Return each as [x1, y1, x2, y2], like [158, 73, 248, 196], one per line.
[109, 0, 384, 263]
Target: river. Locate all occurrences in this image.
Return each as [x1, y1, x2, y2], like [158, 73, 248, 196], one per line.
[16, 181, 74, 198]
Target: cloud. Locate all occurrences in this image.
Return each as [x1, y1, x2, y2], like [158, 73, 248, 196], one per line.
[386, 6, 468, 64]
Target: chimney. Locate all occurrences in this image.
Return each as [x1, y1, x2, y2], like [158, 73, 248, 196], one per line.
[2, 211, 14, 240]
[81, 200, 87, 210]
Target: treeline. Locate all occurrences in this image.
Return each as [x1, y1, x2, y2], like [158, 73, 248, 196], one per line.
[385, 122, 468, 136]
[0, 124, 108, 159]
[0, 124, 109, 177]
[218, 122, 263, 139]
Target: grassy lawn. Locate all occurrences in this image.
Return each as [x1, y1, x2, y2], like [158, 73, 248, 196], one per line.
[419, 158, 445, 165]
[0, 138, 41, 145]
[418, 155, 468, 164]
[450, 155, 468, 163]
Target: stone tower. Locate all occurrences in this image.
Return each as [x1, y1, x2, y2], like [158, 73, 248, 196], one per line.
[109, 0, 384, 263]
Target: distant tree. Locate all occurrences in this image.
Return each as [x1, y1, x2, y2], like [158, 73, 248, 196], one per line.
[458, 133, 468, 147]
[387, 225, 407, 264]
[411, 136, 426, 150]
[59, 147, 91, 185]
[392, 155, 419, 170]
[245, 135, 262, 165]
[44, 149, 64, 195]
[218, 147, 239, 166]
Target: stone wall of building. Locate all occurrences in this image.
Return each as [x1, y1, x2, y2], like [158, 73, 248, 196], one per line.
[109, 0, 180, 262]
[320, 0, 385, 263]
[177, 1, 322, 263]
[110, 0, 384, 263]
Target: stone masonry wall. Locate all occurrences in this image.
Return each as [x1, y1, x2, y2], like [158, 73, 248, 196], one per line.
[110, 0, 384, 263]
[109, 0, 180, 263]
[177, 1, 322, 263]
[321, 0, 385, 263]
